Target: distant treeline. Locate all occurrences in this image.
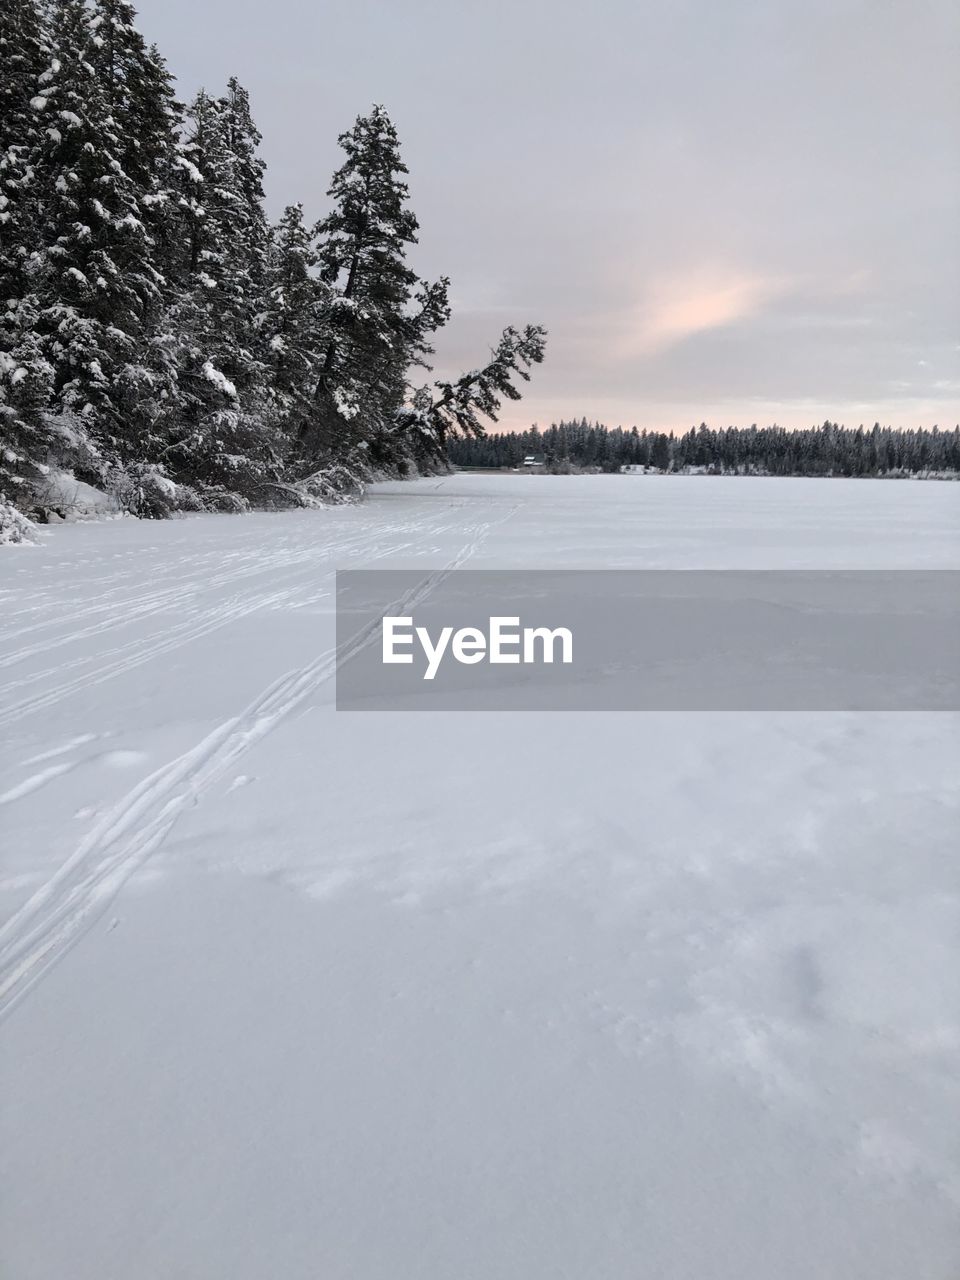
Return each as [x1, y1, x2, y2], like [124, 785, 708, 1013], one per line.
[447, 420, 960, 477]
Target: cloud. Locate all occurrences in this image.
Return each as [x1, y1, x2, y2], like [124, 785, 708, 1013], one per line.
[611, 266, 792, 360]
[134, 0, 959, 434]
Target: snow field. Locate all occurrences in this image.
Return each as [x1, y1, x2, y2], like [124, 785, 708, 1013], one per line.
[1, 474, 958, 1279]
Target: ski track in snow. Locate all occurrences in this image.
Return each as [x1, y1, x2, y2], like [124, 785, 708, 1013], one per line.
[0, 509, 471, 650]
[0, 763, 76, 807]
[0, 511, 477, 721]
[0, 502, 517, 1018]
[21, 733, 98, 765]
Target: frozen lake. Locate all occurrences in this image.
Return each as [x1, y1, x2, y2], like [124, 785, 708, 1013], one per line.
[1, 474, 958, 1279]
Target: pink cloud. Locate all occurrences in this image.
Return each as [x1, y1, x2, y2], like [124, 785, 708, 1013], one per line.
[612, 266, 793, 359]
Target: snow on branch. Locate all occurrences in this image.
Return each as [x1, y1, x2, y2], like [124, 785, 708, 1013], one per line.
[427, 325, 548, 440]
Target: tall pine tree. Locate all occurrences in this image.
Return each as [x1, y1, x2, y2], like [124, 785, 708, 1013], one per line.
[161, 81, 277, 502]
[306, 105, 450, 469]
[26, 0, 166, 467]
[0, 0, 57, 503]
[263, 202, 330, 432]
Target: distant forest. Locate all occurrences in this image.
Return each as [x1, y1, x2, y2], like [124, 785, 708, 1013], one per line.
[448, 420, 960, 477]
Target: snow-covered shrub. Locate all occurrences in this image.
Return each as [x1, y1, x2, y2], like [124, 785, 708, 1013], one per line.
[45, 411, 109, 491]
[0, 338, 57, 506]
[34, 469, 119, 521]
[195, 485, 250, 514]
[286, 462, 367, 507]
[0, 498, 39, 545]
[169, 485, 206, 513]
[105, 464, 181, 519]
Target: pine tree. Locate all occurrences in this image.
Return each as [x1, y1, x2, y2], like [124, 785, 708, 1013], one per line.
[84, 0, 183, 471]
[0, 320, 57, 507]
[262, 203, 330, 432]
[26, 0, 166, 468]
[0, 0, 48, 306]
[410, 325, 548, 463]
[0, 0, 60, 506]
[161, 81, 277, 501]
[90, 2, 181, 276]
[307, 105, 450, 466]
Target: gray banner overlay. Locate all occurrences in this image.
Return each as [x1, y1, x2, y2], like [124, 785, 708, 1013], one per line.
[335, 570, 959, 711]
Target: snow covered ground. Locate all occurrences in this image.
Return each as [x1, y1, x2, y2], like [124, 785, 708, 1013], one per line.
[1, 474, 958, 1279]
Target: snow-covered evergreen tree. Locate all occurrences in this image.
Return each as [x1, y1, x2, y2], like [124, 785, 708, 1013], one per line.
[0, 0, 57, 504]
[0, 8, 548, 517]
[0, 0, 47, 304]
[413, 324, 548, 458]
[263, 202, 330, 432]
[86, 0, 182, 472]
[307, 105, 451, 470]
[90, 2, 181, 282]
[160, 81, 278, 501]
[26, 0, 166, 468]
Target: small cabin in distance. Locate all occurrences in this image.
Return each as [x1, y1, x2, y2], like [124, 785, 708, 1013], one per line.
[522, 454, 545, 469]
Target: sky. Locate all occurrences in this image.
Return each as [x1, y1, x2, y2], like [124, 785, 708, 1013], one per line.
[134, 0, 959, 432]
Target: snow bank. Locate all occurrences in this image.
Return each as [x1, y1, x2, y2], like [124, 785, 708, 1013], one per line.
[0, 500, 39, 545]
[34, 469, 119, 521]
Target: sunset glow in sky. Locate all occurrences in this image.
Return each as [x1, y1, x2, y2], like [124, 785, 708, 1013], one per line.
[137, 0, 960, 432]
